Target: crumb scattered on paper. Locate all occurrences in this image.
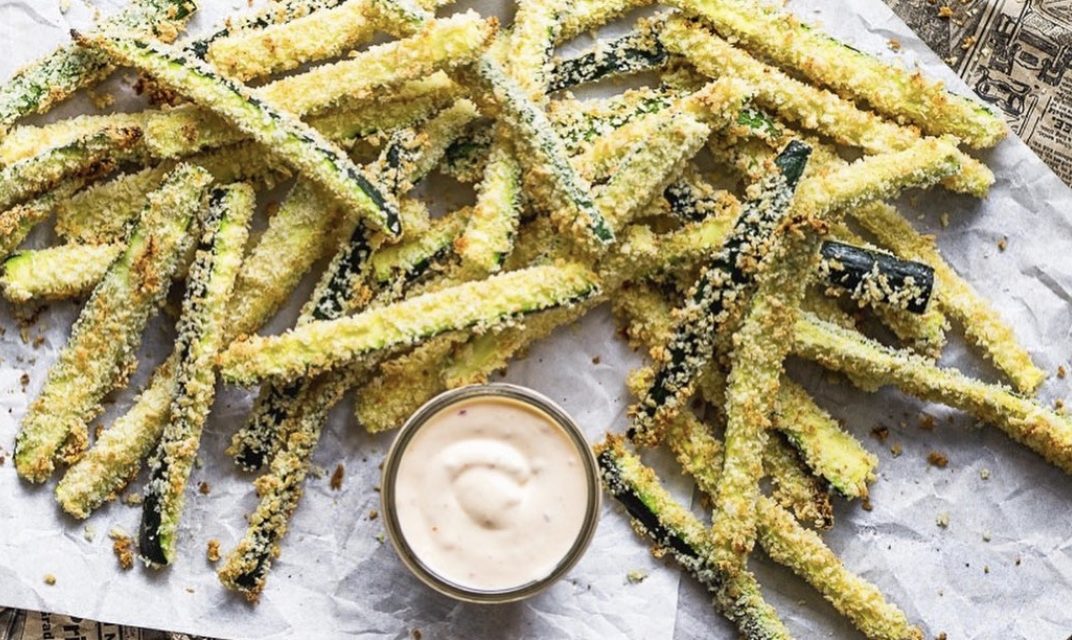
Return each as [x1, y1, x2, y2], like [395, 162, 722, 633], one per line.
[368, 509, 378, 521]
[83, 525, 95, 542]
[936, 512, 950, 528]
[330, 464, 345, 491]
[980, 467, 991, 480]
[110, 529, 134, 571]
[44, 574, 56, 585]
[890, 443, 903, 457]
[998, 237, 1008, 252]
[199, 481, 211, 495]
[928, 451, 949, 468]
[626, 569, 648, 584]
[206, 540, 220, 564]
[871, 425, 889, 442]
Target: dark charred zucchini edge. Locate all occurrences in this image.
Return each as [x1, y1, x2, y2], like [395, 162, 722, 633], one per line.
[630, 140, 811, 444]
[548, 22, 668, 92]
[819, 240, 934, 313]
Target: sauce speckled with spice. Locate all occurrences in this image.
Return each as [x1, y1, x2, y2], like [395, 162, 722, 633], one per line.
[393, 396, 589, 591]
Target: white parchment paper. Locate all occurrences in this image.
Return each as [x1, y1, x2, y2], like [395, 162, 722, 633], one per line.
[0, 0, 1070, 638]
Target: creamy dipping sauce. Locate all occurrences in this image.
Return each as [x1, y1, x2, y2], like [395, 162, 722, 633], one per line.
[391, 395, 591, 592]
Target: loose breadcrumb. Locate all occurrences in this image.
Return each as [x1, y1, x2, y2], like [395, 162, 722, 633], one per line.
[1059, 366, 1067, 379]
[887, 38, 901, 52]
[938, 6, 954, 18]
[919, 414, 937, 430]
[199, 481, 211, 495]
[626, 569, 648, 584]
[83, 525, 96, 542]
[936, 512, 950, 528]
[206, 539, 221, 563]
[871, 426, 890, 442]
[979, 467, 991, 480]
[109, 528, 135, 570]
[890, 444, 903, 457]
[927, 451, 949, 468]
[997, 237, 1008, 251]
[330, 464, 345, 491]
[368, 509, 378, 521]
[44, 574, 56, 585]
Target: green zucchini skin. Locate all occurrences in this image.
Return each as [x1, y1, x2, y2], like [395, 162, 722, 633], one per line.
[139, 183, 255, 567]
[819, 240, 934, 313]
[0, 0, 196, 132]
[14, 164, 211, 484]
[548, 21, 667, 92]
[76, 32, 402, 238]
[219, 263, 601, 384]
[0, 126, 142, 212]
[631, 141, 811, 445]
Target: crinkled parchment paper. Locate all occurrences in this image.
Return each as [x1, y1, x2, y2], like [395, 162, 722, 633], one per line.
[0, 0, 1070, 638]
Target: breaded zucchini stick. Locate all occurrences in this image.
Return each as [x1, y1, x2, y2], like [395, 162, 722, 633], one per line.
[708, 139, 962, 568]
[630, 141, 811, 447]
[14, 164, 211, 483]
[1, 243, 123, 304]
[793, 314, 1072, 475]
[0, 0, 196, 133]
[0, 112, 147, 166]
[549, 17, 668, 93]
[762, 434, 834, 530]
[667, 0, 1006, 148]
[851, 201, 1046, 394]
[76, 33, 402, 238]
[139, 184, 254, 567]
[596, 435, 792, 639]
[0, 127, 142, 211]
[219, 263, 602, 384]
[663, 408, 923, 640]
[660, 15, 994, 196]
[550, 87, 674, 156]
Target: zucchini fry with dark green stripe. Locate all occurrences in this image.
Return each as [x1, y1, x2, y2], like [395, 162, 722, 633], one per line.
[659, 15, 993, 196]
[0, 126, 142, 212]
[666, 0, 1005, 148]
[139, 184, 254, 567]
[549, 17, 667, 92]
[851, 201, 1045, 393]
[14, 164, 211, 484]
[550, 87, 675, 156]
[144, 15, 490, 159]
[793, 314, 1072, 476]
[0, 112, 149, 166]
[630, 141, 811, 447]
[709, 139, 962, 569]
[0, 0, 196, 133]
[596, 435, 791, 640]
[819, 241, 935, 313]
[1, 243, 123, 304]
[220, 264, 601, 384]
[76, 33, 402, 238]
[663, 408, 924, 640]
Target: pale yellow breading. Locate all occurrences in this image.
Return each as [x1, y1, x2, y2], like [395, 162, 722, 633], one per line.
[794, 314, 1072, 475]
[666, 0, 1006, 148]
[0, 112, 148, 166]
[852, 200, 1046, 394]
[0, 180, 82, 257]
[558, 0, 650, 42]
[660, 15, 994, 197]
[354, 334, 460, 433]
[457, 135, 522, 277]
[1, 243, 122, 304]
[762, 435, 834, 530]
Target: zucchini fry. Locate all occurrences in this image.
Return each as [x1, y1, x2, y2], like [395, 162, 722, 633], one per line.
[819, 240, 934, 313]
[550, 87, 674, 156]
[139, 184, 254, 567]
[667, 0, 1006, 148]
[596, 436, 792, 640]
[0, 112, 147, 166]
[1, 243, 123, 304]
[558, 0, 653, 42]
[198, 0, 372, 81]
[708, 139, 962, 568]
[762, 434, 834, 530]
[549, 17, 668, 93]
[630, 141, 811, 447]
[472, 55, 613, 248]
[456, 137, 522, 276]
[0, 127, 142, 212]
[664, 409, 923, 640]
[793, 314, 1072, 476]
[0, 0, 196, 133]
[14, 164, 211, 483]
[218, 263, 601, 384]
[660, 15, 994, 196]
[76, 33, 402, 238]
[852, 201, 1046, 393]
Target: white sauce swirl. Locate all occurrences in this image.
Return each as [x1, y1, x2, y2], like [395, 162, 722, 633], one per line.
[393, 397, 589, 591]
